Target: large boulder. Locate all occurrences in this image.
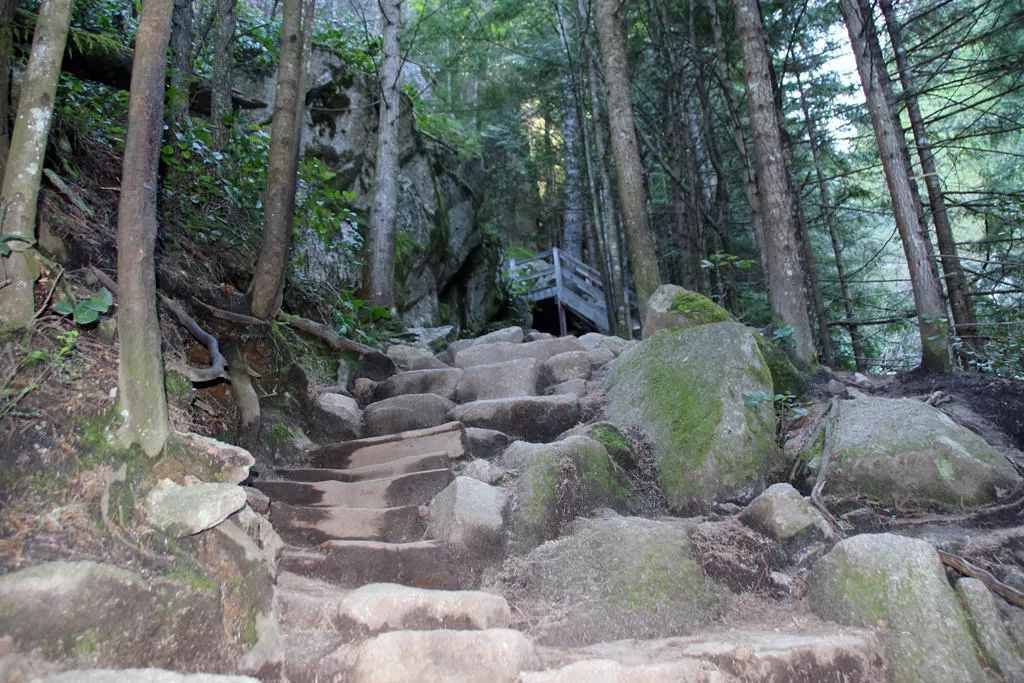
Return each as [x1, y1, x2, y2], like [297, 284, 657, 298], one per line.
[821, 397, 1019, 508]
[141, 480, 247, 538]
[0, 562, 227, 671]
[310, 393, 362, 442]
[498, 436, 631, 547]
[738, 483, 831, 542]
[375, 368, 463, 402]
[806, 533, 987, 683]
[39, 672, 259, 682]
[603, 323, 784, 512]
[427, 476, 509, 560]
[642, 284, 730, 339]
[498, 515, 728, 646]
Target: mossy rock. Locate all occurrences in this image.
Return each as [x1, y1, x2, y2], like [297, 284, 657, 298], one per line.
[754, 334, 807, 396]
[504, 515, 728, 646]
[806, 534, 987, 683]
[498, 435, 632, 550]
[642, 284, 730, 339]
[603, 323, 785, 512]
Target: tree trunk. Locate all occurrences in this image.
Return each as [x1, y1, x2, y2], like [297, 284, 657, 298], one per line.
[167, 0, 193, 134]
[0, 0, 72, 333]
[0, 0, 17, 188]
[117, 0, 174, 457]
[797, 76, 866, 371]
[362, 0, 402, 310]
[840, 0, 952, 372]
[560, 75, 586, 262]
[733, 0, 815, 368]
[581, 19, 628, 337]
[593, 0, 661, 314]
[248, 0, 308, 319]
[879, 0, 978, 359]
[705, 0, 764, 254]
[211, 0, 236, 144]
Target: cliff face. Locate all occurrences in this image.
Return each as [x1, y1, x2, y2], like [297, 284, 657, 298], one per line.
[237, 49, 502, 332]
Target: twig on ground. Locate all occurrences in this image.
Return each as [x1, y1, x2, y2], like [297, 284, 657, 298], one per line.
[100, 464, 175, 568]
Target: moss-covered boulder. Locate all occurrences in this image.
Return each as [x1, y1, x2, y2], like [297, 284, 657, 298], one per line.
[603, 323, 785, 512]
[498, 435, 631, 549]
[642, 284, 730, 339]
[806, 533, 987, 683]
[821, 397, 1019, 509]
[498, 515, 728, 646]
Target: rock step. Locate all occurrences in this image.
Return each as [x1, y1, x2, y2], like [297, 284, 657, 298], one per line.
[308, 421, 468, 469]
[273, 573, 511, 638]
[276, 451, 450, 482]
[530, 629, 886, 683]
[269, 502, 424, 545]
[253, 468, 453, 508]
[279, 540, 472, 590]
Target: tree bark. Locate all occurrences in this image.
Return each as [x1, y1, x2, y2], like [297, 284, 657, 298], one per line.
[733, 0, 815, 368]
[248, 0, 308, 319]
[0, 0, 16, 188]
[879, 0, 978, 358]
[0, 0, 72, 333]
[211, 0, 236, 145]
[117, 0, 174, 456]
[361, 0, 402, 310]
[593, 0, 661, 314]
[840, 0, 952, 372]
[560, 74, 586, 262]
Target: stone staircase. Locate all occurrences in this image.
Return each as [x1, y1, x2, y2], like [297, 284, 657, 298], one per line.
[250, 328, 885, 682]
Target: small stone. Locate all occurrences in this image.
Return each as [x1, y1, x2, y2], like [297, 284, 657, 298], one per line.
[739, 482, 830, 541]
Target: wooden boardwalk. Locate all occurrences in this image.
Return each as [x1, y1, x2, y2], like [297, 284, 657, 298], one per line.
[510, 248, 639, 336]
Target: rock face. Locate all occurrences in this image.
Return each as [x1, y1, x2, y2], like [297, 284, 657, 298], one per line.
[498, 436, 631, 547]
[236, 48, 500, 332]
[500, 515, 728, 646]
[823, 397, 1019, 508]
[39, 671, 260, 682]
[604, 323, 784, 512]
[954, 577, 1024, 680]
[642, 284, 731, 338]
[806, 533, 987, 683]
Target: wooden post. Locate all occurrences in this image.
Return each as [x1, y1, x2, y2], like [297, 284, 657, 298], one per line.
[552, 247, 568, 336]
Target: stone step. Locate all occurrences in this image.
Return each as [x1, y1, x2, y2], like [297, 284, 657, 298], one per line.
[350, 629, 541, 683]
[277, 451, 450, 482]
[451, 336, 585, 368]
[448, 395, 581, 443]
[254, 468, 453, 508]
[375, 367, 463, 402]
[279, 540, 470, 589]
[270, 502, 425, 545]
[308, 421, 468, 470]
[363, 394, 457, 437]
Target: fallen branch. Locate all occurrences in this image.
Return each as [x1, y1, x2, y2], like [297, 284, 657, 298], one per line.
[276, 311, 377, 355]
[938, 550, 1024, 608]
[158, 294, 230, 382]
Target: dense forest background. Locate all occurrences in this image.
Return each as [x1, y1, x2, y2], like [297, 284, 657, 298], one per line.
[1, 0, 1022, 381]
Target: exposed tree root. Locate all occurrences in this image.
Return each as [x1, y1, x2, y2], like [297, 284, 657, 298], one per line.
[810, 397, 841, 539]
[276, 311, 396, 379]
[228, 343, 261, 450]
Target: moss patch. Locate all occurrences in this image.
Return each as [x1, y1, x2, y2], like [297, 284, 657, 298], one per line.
[670, 290, 730, 325]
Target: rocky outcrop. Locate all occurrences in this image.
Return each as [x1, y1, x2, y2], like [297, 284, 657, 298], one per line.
[604, 323, 785, 512]
[819, 396, 1019, 508]
[642, 284, 731, 338]
[236, 49, 500, 332]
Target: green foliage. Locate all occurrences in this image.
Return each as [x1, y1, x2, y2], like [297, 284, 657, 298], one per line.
[161, 118, 270, 245]
[55, 74, 129, 149]
[314, 24, 380, 74]
[52, 287, 113, 325]
[293, 157, 361, 246]
[742, 390, 807, 420]
[331, 292, 392, 346]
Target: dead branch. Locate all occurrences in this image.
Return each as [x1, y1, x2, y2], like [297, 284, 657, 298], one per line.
[159, 294, 230, 383]
[276, 311, 379, 355]
[938, 550, 1024, 608]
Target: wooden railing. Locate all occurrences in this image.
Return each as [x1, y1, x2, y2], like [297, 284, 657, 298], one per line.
[509, 248, 639, 336]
